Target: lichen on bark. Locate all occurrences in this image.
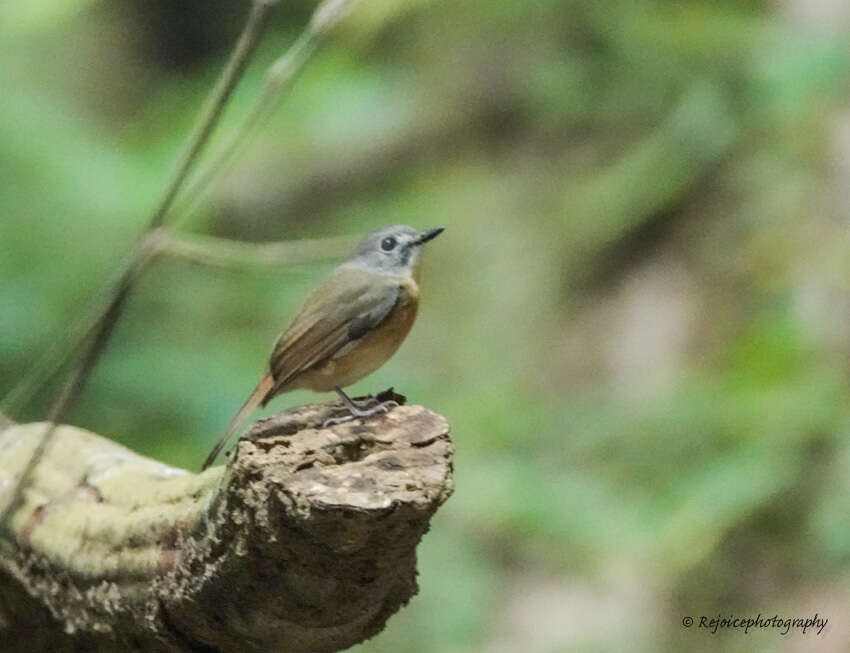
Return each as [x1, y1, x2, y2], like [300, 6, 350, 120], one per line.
[0, 400, 453, 652]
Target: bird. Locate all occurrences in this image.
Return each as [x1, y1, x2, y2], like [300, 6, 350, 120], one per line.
[201, 224, 444, 470]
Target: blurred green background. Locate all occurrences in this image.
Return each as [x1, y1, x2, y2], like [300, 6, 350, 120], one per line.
[3, 0, 850, 651]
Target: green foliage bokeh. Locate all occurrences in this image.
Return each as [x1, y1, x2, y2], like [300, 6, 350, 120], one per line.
[3, 1, 850, 651]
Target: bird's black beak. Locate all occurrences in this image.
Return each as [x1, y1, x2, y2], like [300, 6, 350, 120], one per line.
[412, 227, 444, 246]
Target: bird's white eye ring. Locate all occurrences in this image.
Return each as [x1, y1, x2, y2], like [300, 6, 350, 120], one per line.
[381, 236, 397, 251]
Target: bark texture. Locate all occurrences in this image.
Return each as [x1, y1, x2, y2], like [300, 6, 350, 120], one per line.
[0, 398, 453, 652]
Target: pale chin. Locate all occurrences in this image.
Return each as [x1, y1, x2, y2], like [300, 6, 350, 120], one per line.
[406, 247, 422, 268]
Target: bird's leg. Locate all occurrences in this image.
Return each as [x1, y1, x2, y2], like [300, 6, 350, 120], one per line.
[323, 386, 399, 427]
[342, 389, 380, 410]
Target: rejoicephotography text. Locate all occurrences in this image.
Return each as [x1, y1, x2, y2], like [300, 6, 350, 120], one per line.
[682, 613, 828, 636]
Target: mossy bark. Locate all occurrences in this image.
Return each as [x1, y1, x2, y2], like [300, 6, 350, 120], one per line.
[0, 400, 453, 652]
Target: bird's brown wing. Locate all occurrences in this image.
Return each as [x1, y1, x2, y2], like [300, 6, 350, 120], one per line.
[266, 267, 401, 400]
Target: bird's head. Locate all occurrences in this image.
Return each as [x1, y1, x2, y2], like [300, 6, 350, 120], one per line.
[348, 224, 444, 275]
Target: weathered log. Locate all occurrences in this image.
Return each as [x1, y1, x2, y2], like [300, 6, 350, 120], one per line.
[0, 399, 453, 652]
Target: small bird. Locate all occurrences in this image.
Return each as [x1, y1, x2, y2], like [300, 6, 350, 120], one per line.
[202, 224, 444, 470]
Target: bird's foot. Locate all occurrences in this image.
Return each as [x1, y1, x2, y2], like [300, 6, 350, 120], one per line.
[348, 395, 380, 410]
[323, 399, 399, 428]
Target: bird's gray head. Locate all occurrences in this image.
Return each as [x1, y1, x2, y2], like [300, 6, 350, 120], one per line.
[348, 224, 444, 274]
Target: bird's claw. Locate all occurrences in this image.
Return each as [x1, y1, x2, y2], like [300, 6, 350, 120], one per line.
[322, 414, 355, 428]
[322, 399, 399, 428]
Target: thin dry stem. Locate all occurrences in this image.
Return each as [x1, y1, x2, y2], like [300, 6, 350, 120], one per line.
[0, 0, 354, 423]
[149, 0, 278, 229]
[172, 0, 360, 228]
[155, 229, 355, 270]
[1, 1, 278, 527]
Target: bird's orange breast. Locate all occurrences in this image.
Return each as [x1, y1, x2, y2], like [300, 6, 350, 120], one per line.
[296, 279, 419, 392]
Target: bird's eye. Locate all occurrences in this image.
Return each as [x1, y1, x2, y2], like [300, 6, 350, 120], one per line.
[381, 236, 397, 251]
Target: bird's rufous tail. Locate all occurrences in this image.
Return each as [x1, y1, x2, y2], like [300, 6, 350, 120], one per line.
[201, 374, 274, 470]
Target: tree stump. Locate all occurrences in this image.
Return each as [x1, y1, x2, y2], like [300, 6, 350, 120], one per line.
[0, 398, 453, 652]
